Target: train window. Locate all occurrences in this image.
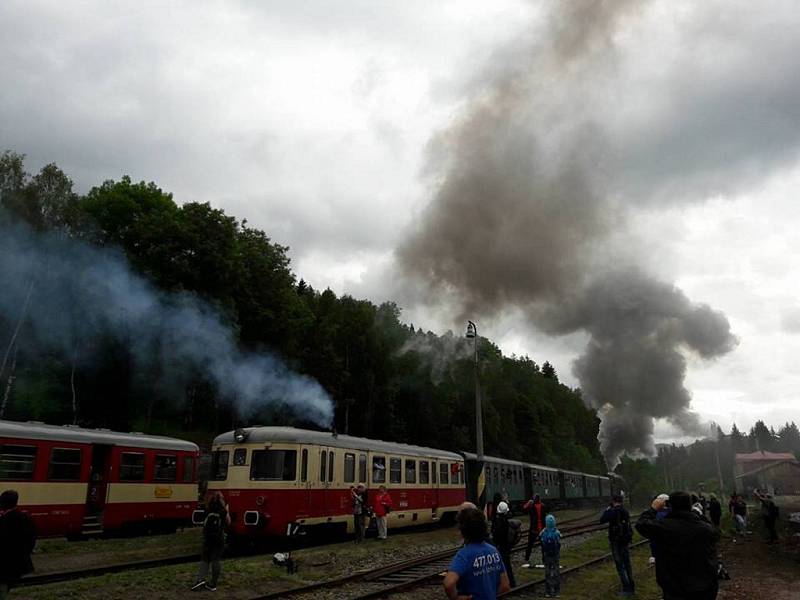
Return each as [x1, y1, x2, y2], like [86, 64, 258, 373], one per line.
[251, 449, 297, 481]
[328, 451, 334, 482]
[48, 448, 81, 481]
[439, 462, 449, 484]
[154, 455, 177, 482]
[358, 454, 367, 483]
[233, 448, 247, 466]
[452, 463, 461, 485]
[210, 450, 229, 481]
[390, 458, 402, 484]
[120, 452, 146, 482]
[405, 460, 416, 484]
[0, 445, 36, 480]
[183, 456, 194, 482]
[344, 453, 356, 483]
[372, 456, 386, 483]
[419, 461, 429, 484]
[494, 467, 499, 484]
[320, 451, 327, 483]
[432, 462, 437, 484]
[301, 449, 308, 482]
[485, 466, 491, 483]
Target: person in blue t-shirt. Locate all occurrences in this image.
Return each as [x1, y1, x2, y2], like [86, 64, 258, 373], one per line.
[444, 507, 511, 600]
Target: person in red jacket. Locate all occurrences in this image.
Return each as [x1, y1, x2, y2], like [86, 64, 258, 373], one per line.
[373, 485, 394, 540]
[522, 494, 547, 568]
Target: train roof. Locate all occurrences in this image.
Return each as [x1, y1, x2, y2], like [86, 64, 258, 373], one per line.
[214, 427, 462, 461]
[460, 452, 559, 472]
[0, 420, 199, 452]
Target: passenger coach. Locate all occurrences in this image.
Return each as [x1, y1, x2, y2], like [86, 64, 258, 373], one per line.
[0, 419, 199, 538]
[205, 427, 466, 540]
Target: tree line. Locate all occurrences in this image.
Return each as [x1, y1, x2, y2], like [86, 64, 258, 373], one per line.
[0, 151, 605, 474]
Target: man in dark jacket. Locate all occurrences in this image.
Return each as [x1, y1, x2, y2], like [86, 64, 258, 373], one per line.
[0, 490, 36, 599]
[601, 494, 635, 596]
[636, 491, 720, 600]
[491, 501, 516, 588]
[708, 495, 722, 528]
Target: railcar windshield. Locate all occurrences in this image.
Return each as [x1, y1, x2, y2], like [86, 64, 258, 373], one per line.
[210, 450, 229, 481]
[250, 449, 297, 481]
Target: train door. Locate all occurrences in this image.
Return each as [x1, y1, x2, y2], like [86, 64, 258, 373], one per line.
[310, 446, 334, 517]
[86, 444, 112, 514]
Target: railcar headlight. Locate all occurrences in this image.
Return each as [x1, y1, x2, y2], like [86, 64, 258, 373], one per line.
[234, 428, 248, 443]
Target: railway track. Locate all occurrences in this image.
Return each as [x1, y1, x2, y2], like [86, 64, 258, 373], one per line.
[500, 539, 650, 598]
[251, 514, 606, 600]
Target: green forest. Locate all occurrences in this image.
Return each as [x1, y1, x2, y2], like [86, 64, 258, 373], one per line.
[0, 152, 606, 474]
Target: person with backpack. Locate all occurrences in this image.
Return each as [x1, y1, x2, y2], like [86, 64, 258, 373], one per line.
[539, 514, 561, 598]
[444, 507, 510, 600]
[374, 485, 394, 540]
[0, 490, 36, 600]
[636, 491, 720, 600]
[754, 491, 779, 543]
[600, 494, 635, 597]
[192, 491, 230, 592]
[521, 494, 547, 568]
[491, 501, 517, 588]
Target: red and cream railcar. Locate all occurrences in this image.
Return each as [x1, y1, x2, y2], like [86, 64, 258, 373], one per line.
[205, 427, 466, 539]
[0, 419, 199, 538]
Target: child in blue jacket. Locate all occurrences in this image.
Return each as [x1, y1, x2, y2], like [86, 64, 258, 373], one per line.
[539, 514, 562, 598]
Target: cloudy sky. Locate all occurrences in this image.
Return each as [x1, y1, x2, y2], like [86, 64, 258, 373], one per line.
[2, 0, 799, 445]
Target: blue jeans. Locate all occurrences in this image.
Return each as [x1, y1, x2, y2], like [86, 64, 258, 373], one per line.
[610, 541, 635, 593]
[544, 555, 560, 596]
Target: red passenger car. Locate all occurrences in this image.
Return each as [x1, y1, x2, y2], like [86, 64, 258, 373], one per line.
[205, 427, 466, 540]
[0, 419, 199, 538]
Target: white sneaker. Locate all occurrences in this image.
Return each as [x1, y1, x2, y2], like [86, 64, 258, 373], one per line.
[521, 563, 531, 568]
[648, 556, 656, 565]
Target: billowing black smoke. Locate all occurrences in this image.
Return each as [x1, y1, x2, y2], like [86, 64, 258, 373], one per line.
[398, 1, 739, 465]
[0, 216, 333, 425]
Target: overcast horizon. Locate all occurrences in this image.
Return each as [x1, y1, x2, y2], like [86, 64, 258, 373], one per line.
[3, 0, 800, 446]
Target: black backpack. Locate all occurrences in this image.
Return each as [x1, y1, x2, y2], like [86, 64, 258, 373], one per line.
[507, 518, 523, 546]
[203, 511, 224, 543]
[610, 509, 633, 544]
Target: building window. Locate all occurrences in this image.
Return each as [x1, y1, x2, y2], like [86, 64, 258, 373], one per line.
[439, 462, 449, 485]
[405, 459, 416, 484]
[372, 456, 386, 483]
[0, 445, 37, 481]
[154, 455, 177, 482]
[420, 461, 429, 484]
[301, 449, 308, 482]
[233, 448, 247, 466]
[390, 458, 402, 484]
[250, 449, 297, 481]
[344, 453, 356, 483]
[120, 452, 146, 482]
[183, 456, 194, 482]
[48, 448, 81, 481]
[358, 454, 367, 483]
[210, 450, 229, 481]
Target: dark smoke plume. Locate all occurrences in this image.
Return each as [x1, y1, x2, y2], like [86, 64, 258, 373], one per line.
[0, 216, 333, 425]
[398, 1, 737, 465]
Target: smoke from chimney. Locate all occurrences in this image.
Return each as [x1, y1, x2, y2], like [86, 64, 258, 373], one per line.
[398, 1, 737, 465]
[0, 216, 333, 426]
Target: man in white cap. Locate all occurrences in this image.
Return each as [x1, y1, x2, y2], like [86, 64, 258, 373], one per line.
[490, 501, 516, 588]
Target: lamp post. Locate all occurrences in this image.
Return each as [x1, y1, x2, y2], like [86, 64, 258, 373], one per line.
[466, 321, 485, 507]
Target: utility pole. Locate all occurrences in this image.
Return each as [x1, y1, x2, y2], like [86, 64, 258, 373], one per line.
[466, 321, 484, 507]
